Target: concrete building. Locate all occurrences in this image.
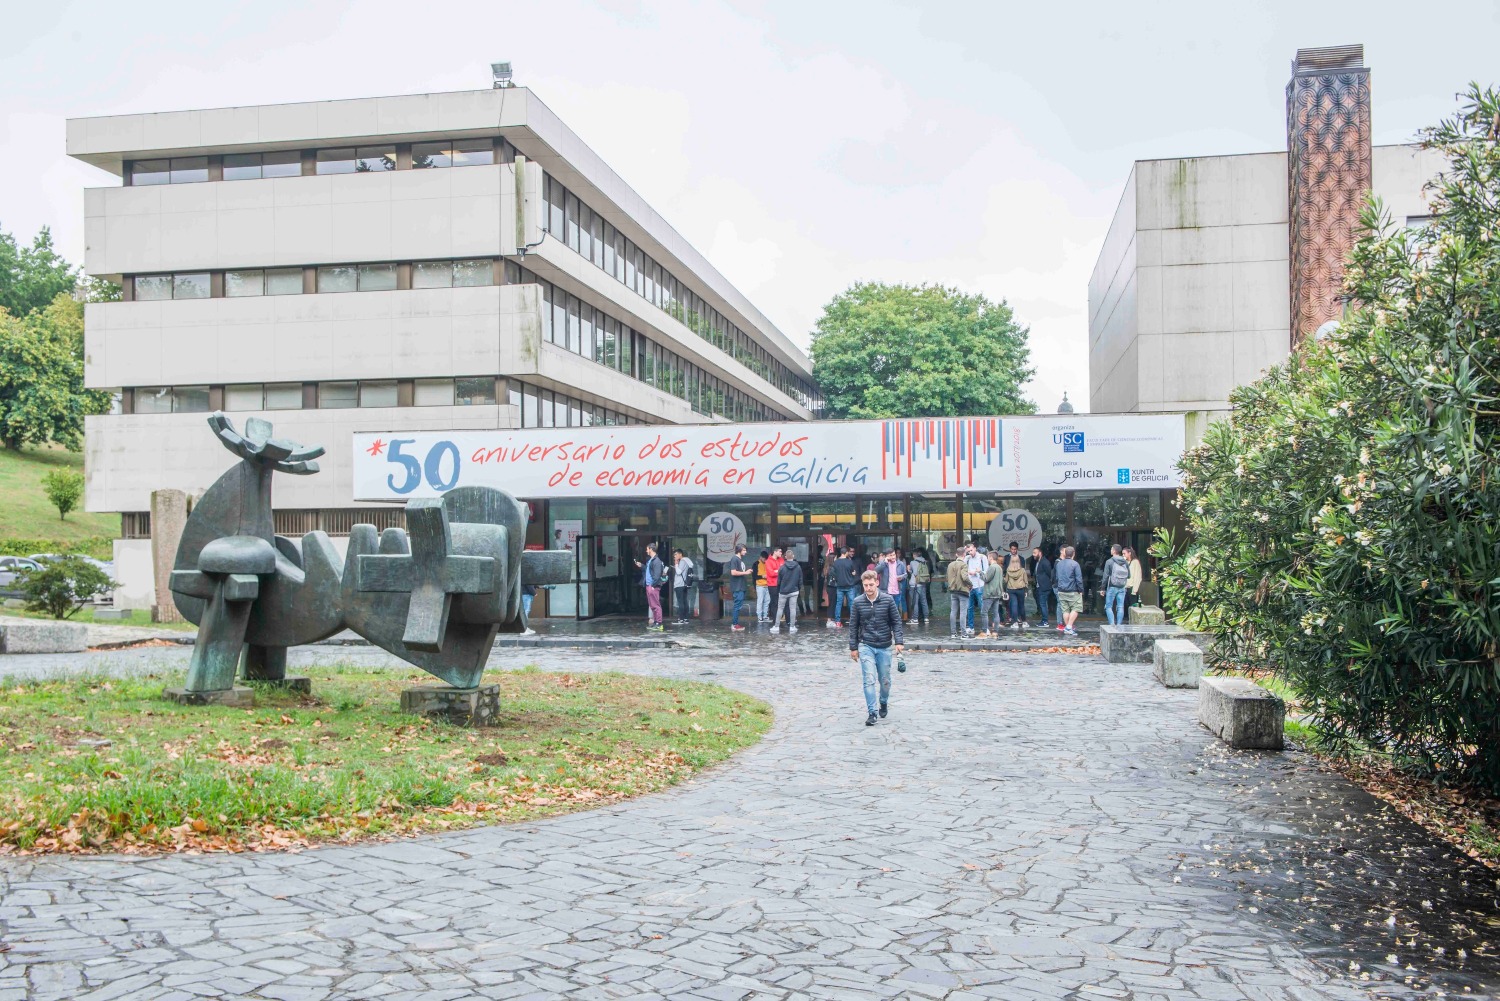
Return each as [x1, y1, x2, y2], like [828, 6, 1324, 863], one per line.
[1088, 45, 1446, 428]
[67, 85, 820, 609]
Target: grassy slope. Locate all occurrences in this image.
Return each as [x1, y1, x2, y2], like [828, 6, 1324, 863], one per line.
[0, 446, 118, 543]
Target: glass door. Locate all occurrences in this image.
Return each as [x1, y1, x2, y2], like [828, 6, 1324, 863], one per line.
[574, 535, 595, 620]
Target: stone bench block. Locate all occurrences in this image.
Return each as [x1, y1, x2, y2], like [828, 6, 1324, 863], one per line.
[1127, 604, 1166, 625]
[1153, 638, 1205, 688]
[0, 620, 89, 654]
[92, 607, 132, 621]
[1198, 676, 1284, 750]
[1099, 623, 1189, 663]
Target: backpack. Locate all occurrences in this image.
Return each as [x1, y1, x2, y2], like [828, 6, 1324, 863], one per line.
[1107, 557, 1130, 588]
[682, 561, 696, 587]
[912, 559, 931, 584]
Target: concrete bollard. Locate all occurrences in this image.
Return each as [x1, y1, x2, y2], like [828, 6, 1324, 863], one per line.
[1153, 638, 1205, 688]
[1198, 676, 1284, 750]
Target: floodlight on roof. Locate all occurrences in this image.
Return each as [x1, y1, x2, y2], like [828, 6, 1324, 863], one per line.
[491, 62, 514, 89]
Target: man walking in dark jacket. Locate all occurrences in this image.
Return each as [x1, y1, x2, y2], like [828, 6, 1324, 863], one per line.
[1031, 547, 1055, 628]
[770, 555, 804, 634]
[849, 569, 904, 726]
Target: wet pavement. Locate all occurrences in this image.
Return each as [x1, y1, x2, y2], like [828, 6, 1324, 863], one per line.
[2, 629, 1498, 999]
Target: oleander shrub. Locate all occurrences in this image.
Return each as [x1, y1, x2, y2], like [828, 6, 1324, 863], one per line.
[1156, 84, 1500, 791]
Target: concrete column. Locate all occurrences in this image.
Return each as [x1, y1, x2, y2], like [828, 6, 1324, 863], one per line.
[150, 489, 190, 623]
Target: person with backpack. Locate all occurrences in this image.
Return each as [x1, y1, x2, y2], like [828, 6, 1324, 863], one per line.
[770, 554, 804, 634]
[634, 543, 666, 632]
[728, 543, 751, 631]
[1031, 547, 1055, 628]
[848, 568, 904, 726]
[1100, 543, 1132, 626]
[671, 548, 696, 625]
[908, 549, 932, 625]
[946, 551, 972, 638]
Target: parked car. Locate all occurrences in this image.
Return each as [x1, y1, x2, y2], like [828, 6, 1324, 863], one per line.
[0, 556, 43, 600]
[23, 554, 117, 604]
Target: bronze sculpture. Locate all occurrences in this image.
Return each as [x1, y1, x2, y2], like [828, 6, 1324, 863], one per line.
[170, 414, 569, 700]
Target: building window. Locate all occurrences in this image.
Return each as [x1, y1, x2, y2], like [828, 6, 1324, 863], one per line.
[319, 382, 358, 409]
[223, 151, 300, 180]
[411, 139, 495, 169]
[134, 275, 174, 301]
[318, 265, 395, 294]
[130, 157, 208, 185]
[264, 383, 301, 409]
[316, 147, 395, 174]
[455, 377, 495, 406]
[137, 273, 210, 300]
[265, 268, 302, 295]
[414, 378, 455, 406]
[359, 381, 398, 408]
[136, 386, 209, 413]
[357, 263, 397, 292]
[224, 384, 263, 410]
[412, 259, 494, 289]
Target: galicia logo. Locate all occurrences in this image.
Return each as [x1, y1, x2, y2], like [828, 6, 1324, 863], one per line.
[1054, 431, 1086, 453]
[1117, 468, 1131, 485]
[1053, 468, 1102, 485]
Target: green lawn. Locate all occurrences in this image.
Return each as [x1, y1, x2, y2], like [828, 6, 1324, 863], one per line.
[0, 665, 772, 854]
[0, 607, 195, 631]
[0, 446, 119, 554]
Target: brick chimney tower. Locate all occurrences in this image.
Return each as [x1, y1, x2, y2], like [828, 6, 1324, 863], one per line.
[1286, 45, 1371, 347]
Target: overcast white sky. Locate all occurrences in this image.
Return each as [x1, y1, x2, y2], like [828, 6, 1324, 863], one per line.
[3, 0, 1495, 412]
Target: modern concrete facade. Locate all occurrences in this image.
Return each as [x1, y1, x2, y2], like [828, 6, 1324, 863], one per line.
[1088, 46, 1446, 426]
[68, 86, 819, 607]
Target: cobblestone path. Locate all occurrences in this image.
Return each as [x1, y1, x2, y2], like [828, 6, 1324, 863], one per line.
[2, 637, 1498, 1000]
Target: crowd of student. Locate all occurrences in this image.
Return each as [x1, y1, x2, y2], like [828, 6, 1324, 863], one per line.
[680, 540, 1143, 634]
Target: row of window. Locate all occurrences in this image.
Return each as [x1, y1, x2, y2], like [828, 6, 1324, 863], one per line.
[123, 258, 786, 422]
[128, 139, 517, 185]
[127, 377, 647, 426]
[508, 381, 643, 428]
[512, 262, 783, 424]
[541, 174, 819, 413]
[129, 259, 497, 300]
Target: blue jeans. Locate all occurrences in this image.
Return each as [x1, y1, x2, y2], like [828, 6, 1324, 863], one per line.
[833, 586, 856, 623]
[909, 583, 930, 621]
[1007, 588, 1027, 624]
[731, 588, 746, 626]
[521, 592, 534, 619]
[1033, 587, 1054, 624]
[888, 590, 905, 616]
[1105, 585, 1126, 625]
[966, 590, 982, 630]
[857, 643, 893, 714]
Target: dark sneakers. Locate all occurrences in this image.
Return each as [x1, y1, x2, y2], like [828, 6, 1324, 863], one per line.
[879, 702, 888, 718]
[865, 712, 878, 726]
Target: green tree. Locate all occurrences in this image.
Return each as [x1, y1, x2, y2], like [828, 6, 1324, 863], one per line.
[1158, 83, 1500, 791]
[0, 293, 112, 452]
[0, 226, 76, 318]
[42, 469, 84, 519]
[810, 282, 1035, 419]
[19, 557, 115, 619]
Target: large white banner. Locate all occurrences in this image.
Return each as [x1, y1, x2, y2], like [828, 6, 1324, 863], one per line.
[351, 414, 1185, 501]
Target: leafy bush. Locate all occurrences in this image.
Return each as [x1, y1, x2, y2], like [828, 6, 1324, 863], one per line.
[41, 469, 83, 519]
[19, 557, 116, 619]
[1157, 84, 1500, 791]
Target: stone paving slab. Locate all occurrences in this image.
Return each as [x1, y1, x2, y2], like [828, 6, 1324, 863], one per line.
[2, 638, 1498, 999]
